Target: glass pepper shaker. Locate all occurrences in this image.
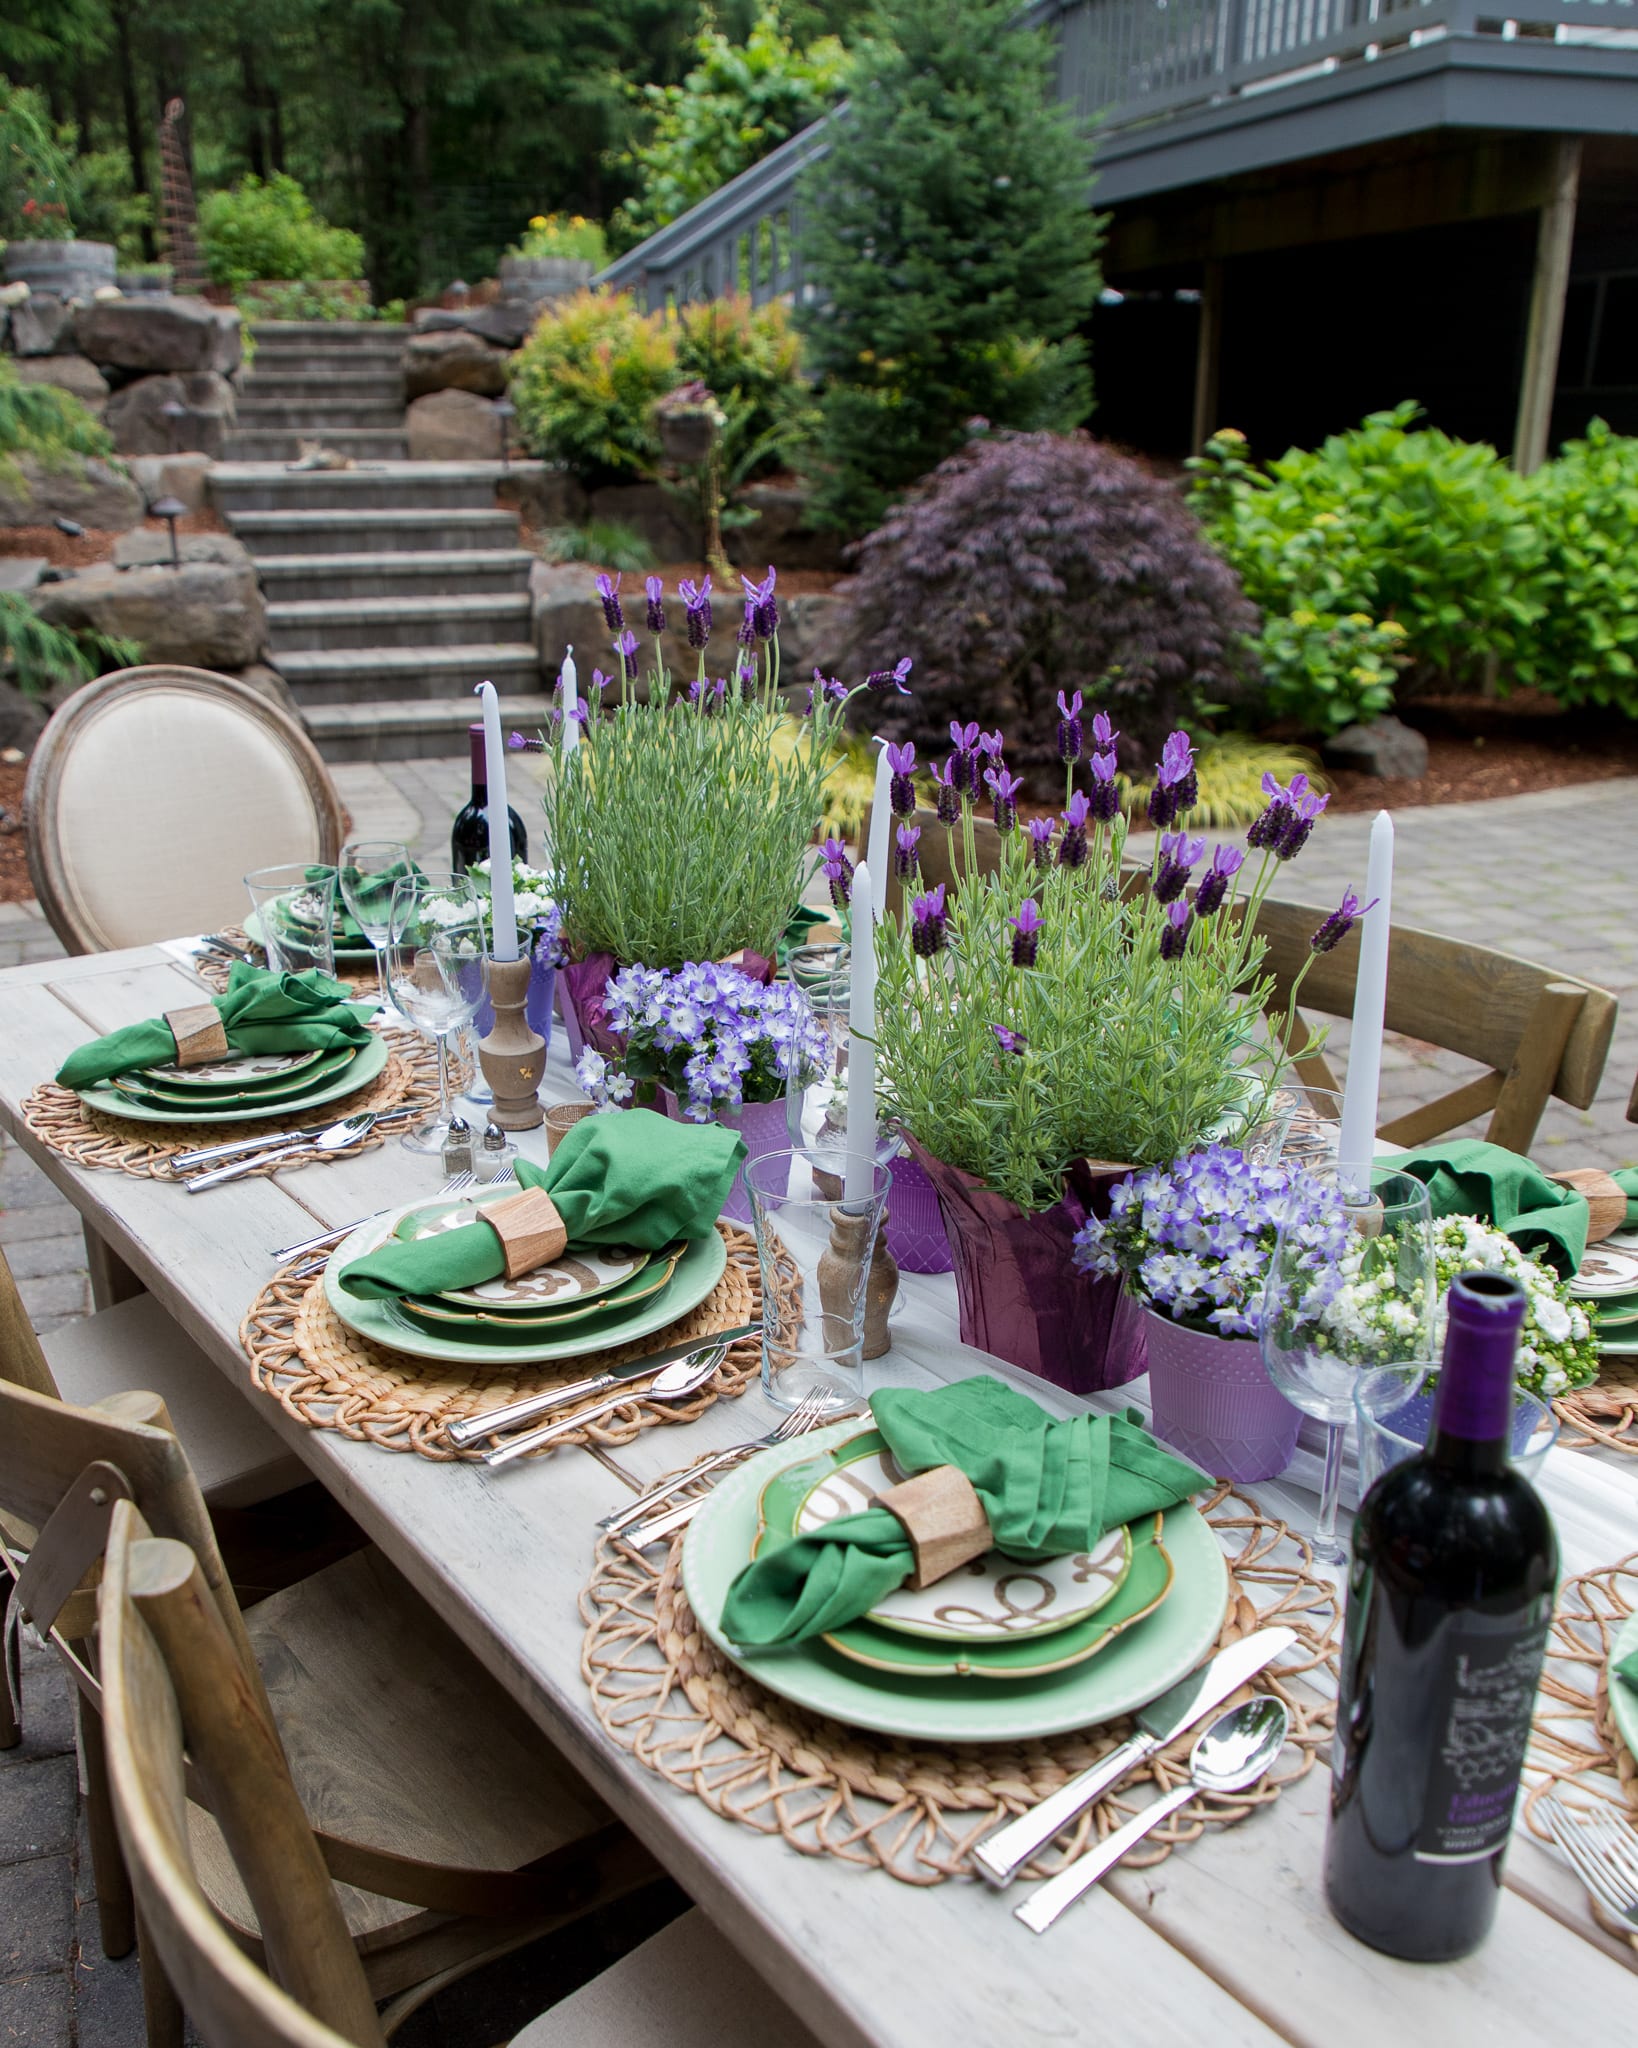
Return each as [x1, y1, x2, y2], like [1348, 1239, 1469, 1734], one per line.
[478, 1121, 517, 1182]
[441, 1114, 474, 1179]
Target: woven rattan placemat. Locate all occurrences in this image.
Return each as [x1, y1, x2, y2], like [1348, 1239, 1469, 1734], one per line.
[19, 1025, 440, 1181]
[579, 1482, 1338, 1887]
[239, 1221, 778, 1459]
[1556, 1359, 1638, 1456]
[196, 925, 377, 999]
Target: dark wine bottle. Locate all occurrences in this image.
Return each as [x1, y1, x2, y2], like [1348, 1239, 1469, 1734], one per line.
[1325, 1271, 1557, 1961]
[451, 722, 527, 876]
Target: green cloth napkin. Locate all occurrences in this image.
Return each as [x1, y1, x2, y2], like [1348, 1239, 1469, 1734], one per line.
[1395, 1140, 1638, 1277]
[720, 1377, 1207, 1650]
[54, 963, 374, 1090]
[337, 1107, 744, 1301]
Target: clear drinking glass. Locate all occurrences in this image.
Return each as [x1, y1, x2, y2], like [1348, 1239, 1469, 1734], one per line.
[243, 863, 337, 978]
[338, 838, 412, 1011]
[1259, 1167, 1436, 1564]
[746, 1146, 891, 1413]
[787, 942, 850, 1144]
[1241, 1085, 1346, 1171]
[384, 873, 483, 1154]
[1353, 1367, 1559, 1495]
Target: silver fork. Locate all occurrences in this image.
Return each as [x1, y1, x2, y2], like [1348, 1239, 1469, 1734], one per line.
[616, 1396, 860, 1550]
[285, 1172, 521, 1279]
[274, 1169, 505, 1268]
[1541, 1794, 1638, 1930]
[599, 1389, 839, 1535]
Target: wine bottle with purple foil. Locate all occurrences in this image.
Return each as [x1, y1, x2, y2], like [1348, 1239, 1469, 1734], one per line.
[451, 722, 527, 875]
[1325, 1270, 1558, 1961]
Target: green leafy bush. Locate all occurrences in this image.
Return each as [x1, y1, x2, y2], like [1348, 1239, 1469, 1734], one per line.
[674, 295, 812, 476]
[1517, 419, 1638, 712]
[0, 593, 139, 699]
[541, 519, 656, 573]
[0, 81, 76, 240]
[199, 173, 365, 288]
[509, 214, 608, 264]
[66, 146, 153, 263]
[510, 289, 679, 484]
[0, 357, 113, 493]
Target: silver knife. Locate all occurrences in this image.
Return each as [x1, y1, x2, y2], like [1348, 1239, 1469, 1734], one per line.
[446, 1321, 762, 1447]
[970, 1625, 1296, 1888]
[172, 1106, 412, 1172]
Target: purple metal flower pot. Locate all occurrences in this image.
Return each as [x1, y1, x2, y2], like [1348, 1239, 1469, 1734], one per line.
[906, 1137, 1147, 1395]
[883, 1145, 953, 1275]
[660, 1086, 796, 1226]
[1141, 1308, 1301, 1483]
[556, 952, 620, 1061]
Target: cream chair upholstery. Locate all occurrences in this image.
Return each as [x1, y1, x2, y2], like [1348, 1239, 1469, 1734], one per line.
[26, 666, 344, 955]
[512, 1909, 822, 2048]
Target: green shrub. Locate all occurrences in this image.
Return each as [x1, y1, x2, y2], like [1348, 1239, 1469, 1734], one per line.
[0, 357, 113, 494]
[0, 593, 139, 698]
[0, 81, 76, 240]
[509, 214, 608, 265]
[541, 519, 656, 573]
[66, 146, 153, 262]
[1517, 419, 1638, 712]
[199, 173, 365, 288]
[510, 290, 679, 484]
[674, 295, 812, 477]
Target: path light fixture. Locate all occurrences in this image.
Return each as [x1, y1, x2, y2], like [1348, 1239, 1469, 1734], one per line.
[494, 398, 515, 471]
[159, 396, 189, 454]
[151, 495, 187, 568]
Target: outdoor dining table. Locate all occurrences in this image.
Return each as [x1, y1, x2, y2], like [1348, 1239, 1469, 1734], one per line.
[2, 936, 1636, 2047]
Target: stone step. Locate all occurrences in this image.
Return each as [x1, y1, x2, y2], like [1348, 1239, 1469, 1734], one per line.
[301, 694, 555, 764]
[254, 548, 536, 600]
[227, 506, 521, 554]
[239, 370, 405, 405]
[225, 427, 410, 462]
[210, 461, 529, 514]
[248, 322, 409, 347]
[236, 398, 407, 428]
[246, 347, 406, 377]
[277, 641, 541, 706]
[268, 591, 533, 651]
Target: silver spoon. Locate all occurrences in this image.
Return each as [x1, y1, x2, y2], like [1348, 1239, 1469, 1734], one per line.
[482, 1347, 727, 1468]
[183, 1111, 377, 1192]
[1015, 1693, 1291, 1932]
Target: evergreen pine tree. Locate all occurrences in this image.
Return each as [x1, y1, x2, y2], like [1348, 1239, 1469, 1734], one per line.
[796, 0, 1103, 532]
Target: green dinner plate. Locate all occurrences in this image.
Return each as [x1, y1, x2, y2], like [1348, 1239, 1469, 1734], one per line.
[244, 904, 376, 967]
[325, 1197, 728, 1367]
[397, 1245, 687, 1332]
[684, 1416, 1229, 1742]
[1609, 1612, 1638, 1765]
[110, 1045, 358, 1111]
[132, 1046, 330, 1092]
[77, 1034, 388, 1127]
[389, 1201, 652, 1312]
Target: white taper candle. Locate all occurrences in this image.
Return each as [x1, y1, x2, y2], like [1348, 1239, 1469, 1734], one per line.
[474, 680, 519, 961]
[1337, 809, 1394, 1195]
[866, 740, 891, 917]
[845, 860, 877, 1203]
[560, 645, 579, 754]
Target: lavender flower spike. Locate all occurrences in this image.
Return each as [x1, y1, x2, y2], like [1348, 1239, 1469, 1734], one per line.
[1275, 784, 1330, 861]
[613, 627, 639, 668]
[1159, 900, 1193, 961]
[894, 822, 922, 879]
[1147, 731, 1196, 830]
[1056, 690, 1084, 764]
[742, 566, 779, 640]
[1058, 790, 1091, 869]
[820, 834, 854, 913]
[644, 574, 665, 636]
[679, 574, 713, 650]
[1151, 830, 1205, 905]
[1310, 888, 1377, 953]
[1193, 843, 1245, 918]
[885, 740, 917, 817]
[737, 601, 757, 648]
[508, 730, 546, 753]
[595, 571, 624, 633]
[865, 656, 914, 695]
[931, 756, 962, 827]
[805, 668, 845, 714]
[911, 883, 949, 957]
[986, 763, 1023, 832]
[1088, 747, 1121, 823]
[1091, 710, 1119, 752]
[992, 1024, 1027, 1056]
[1009, 898, 1043, 967]
[1026, 814, 1055, 870]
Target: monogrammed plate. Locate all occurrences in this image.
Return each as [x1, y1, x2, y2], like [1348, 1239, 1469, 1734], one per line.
[137, 1047, 328, 1089]
[390, 1196, 649, 1309]
[1571, 1247, 1638, 1300]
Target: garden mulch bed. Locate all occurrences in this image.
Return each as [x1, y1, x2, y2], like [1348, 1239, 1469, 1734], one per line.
[0, 509, 225, 573]
[1322, 698, 1638, 813]
[0, 760, 30, 903]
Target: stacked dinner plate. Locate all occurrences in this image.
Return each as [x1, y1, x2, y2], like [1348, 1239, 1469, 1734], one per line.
[75, 1037, 388, 1128]
[324, 1183, 729, 1368]
[1576, 1232, 1638, 1363]
[681, 1417, 1232, 1745]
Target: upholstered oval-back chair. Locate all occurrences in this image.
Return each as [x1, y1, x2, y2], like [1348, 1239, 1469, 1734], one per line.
[26, 666, 344, 955]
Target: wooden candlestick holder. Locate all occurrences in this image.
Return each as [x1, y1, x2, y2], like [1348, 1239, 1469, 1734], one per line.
[477, 954, 545, 1130]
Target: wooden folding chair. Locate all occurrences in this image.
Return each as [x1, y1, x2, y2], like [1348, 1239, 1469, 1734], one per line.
[1250, 895, 1618, 1154]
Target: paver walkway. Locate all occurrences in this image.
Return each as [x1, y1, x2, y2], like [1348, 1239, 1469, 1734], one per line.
[1, 767, 1633, 2044]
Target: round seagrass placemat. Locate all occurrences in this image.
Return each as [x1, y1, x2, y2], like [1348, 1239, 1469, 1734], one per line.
[1555, 1358, 1638, 1456]
[196, 924, 377, 998]
[18, 1026, 442, 1182]
[1525, 1553, 1638, 1953]
[238, 1221, 783, 1460]
[579, 1483, 1338, 1887]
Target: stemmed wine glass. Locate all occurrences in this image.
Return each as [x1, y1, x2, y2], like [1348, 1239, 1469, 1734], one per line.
[1259, 1167, 1436, 1565]
[337, 839, 412, 1012]
[384, 873, 483, 1154]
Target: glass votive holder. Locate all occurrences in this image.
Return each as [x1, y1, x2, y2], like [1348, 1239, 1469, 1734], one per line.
[1353, 1364, 1560, 1496]
[1241, 1084, 1345, 1171]
[243, 863, 337, 978]
[746, 1147, 891, 1413]
[545, 1100, 595, 1155]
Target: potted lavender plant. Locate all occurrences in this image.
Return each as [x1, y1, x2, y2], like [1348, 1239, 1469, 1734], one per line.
[871, 712, 1359, 1393]
[574, 960, 829, 1223]
[1072, 1148, 1335, 1479]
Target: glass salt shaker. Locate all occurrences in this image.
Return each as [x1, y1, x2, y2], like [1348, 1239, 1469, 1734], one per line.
[478, 1121, 517, 1182]
[441, 1114, 475, 1179]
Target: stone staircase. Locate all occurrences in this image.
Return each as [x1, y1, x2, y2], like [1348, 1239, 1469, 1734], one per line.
[225, 319, 410, 463]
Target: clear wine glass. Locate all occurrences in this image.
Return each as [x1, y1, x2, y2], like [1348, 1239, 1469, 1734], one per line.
[1259, 1167, 1436, 1565]
[243, 864, 337, 978]
[384, 873, 483, 1154]
[338, 839, 412, 1012]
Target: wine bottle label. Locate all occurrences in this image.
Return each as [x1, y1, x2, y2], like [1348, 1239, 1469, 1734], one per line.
[1413, 1609, 1551, 1865]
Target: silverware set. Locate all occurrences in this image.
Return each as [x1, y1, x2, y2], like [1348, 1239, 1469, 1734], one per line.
[1541, 1794, 1638, 1932]
[176, 1106, 416, 1190]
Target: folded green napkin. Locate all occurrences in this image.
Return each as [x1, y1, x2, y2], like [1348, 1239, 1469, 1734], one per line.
[55, 963, 374, 1090]
[720, 1377, 1207, 1650]
[1396, 1140, 1638, 1277]
[337, 1107, 744, 1300]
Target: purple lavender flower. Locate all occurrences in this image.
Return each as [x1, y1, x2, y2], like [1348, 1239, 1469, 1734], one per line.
[737, 655, 758, 700]
[1151, 830, 1205, 906]
[742, 567, 779, 641]
[931, 757, 961, 827]
[992, 1024, 1026, 1056]
[1245, 769, 1291, 852]
[508, 730, 546, 753]
[680, 575, 713, 650]
[1057, 790, 1091, 869]
[985, 763, 1023, 832]
[1310, 888, 1377, 953]
[613, 626, 639, 665]
[820, 835, 853, 913]
[885, 740, 917, 817]
[894, 822, 921, 879]
[1147, 731, 1196, 830]
[1159, 900, 1193, 961]
[644, 574, 665, 636]
[1193, 843, 1245, 918]
[1009, 898, 1042, 967]
[1275, 785, 1329, 861]
[804, 668, 845, 714]
[549, 701, 589, 735]
[1091, 710, 1119, 752]
[595, 571, 623, 633]
[911, 883, 948, 957]
[977, 728, 1005, 761]
[1026, 815, 1055, 870]
[1056, 690, 1084, 764]
[865, 657, 914, 695]
[1088, 748, 1121, 824]
[737, 601, 757, 648]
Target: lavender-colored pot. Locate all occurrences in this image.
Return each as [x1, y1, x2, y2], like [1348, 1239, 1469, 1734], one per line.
[906, 1138, 1147, 1396]
[883, 1145, 953, 1275]
[659, 1086, 796, 1226]
[1141, 1308, 1301, 1483]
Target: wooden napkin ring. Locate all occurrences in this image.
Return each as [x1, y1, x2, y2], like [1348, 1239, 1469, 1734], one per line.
[874, 1465, 992, 1590]
[163, 1004, 229, 1067]
[1549, 1168, 1629, 1244]
[480, 1188, 568, 1279]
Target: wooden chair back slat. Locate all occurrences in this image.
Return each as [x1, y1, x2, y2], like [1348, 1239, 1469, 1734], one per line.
[0, 1243, 62, 1401]
[99, 1505, 383, 2048]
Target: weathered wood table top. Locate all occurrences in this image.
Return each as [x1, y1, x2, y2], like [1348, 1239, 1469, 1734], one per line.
[3, 940, 1634, 2048]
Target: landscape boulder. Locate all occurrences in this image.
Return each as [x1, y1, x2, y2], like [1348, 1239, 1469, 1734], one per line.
[1322, 715, 1429, 780]
[126, 451, 215, 516]
[588, 483, 703, 563]
[0, 681, 50, 755]
[404, 328, 510, 398]
[495, 466, 587, 531]
[223, 662, 300, 720]
[11, 355, 110, 417]
[776, 590, 854, 680]
[73, 295, 242, 377]
[105, 371, 237, 459]
[406, 388, 503, 461]
[32, 533, 266, 668]
[726, 481, 844, 574]
[9, 292, 75, 357]
[0, 453, 141, 531]
[414, 303, 538, 349]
